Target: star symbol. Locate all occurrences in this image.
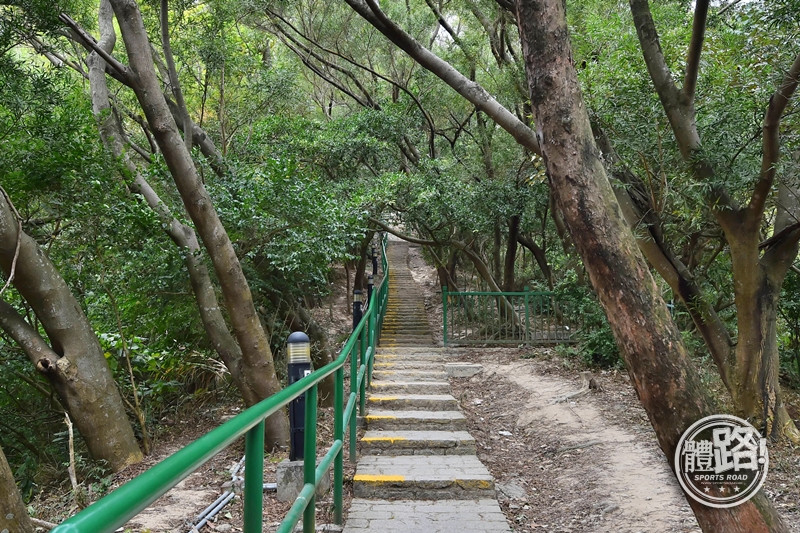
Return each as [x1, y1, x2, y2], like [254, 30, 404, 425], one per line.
[720, 487, 726, 493]
[704, 487, 710, 493]
[734, 486, 741, 492]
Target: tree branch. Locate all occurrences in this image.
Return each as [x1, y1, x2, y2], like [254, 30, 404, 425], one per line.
[160, 0, 193, 153]
[266, 8, 439, 156]
[684, 0, 709, 104]
[0, 300, 60, 372]
[424, 0, 473, 67]
[368, 217, 442, 246]
[629, 0, 696, 157]
[344, 0, 541, 154]
[58, 13, 132, 84]
[748, 51, 800, 218]
[0, 187, 21, 298]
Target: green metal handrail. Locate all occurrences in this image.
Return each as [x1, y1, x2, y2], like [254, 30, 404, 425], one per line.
[51, 235, 390, 533]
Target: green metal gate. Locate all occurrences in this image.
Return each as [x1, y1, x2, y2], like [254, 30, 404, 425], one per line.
[442, 287, 579, 346]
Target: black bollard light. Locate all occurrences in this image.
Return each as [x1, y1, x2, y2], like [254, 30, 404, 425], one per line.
[353, 289, 363, 331]
[371, 245, 378, 276]
[367, 274, 374, 308]
[287, 331, 311, 461]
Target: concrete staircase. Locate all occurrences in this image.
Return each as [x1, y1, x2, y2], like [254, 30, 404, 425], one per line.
[343, 242, 510, 533]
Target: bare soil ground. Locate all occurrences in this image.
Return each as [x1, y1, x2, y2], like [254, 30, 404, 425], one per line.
[450, 347, 800, 532]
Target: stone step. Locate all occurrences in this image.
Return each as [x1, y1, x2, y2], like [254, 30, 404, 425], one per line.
[372, 369, 448, 381]
[360, 430, 476, 456]
[373, 362, 444, 371]
[381, 326, 432, 337]
[380, 337, 434, 345]
[365, 410, 466, 431]
[352, 455, 495, 500]
[343, 499, 511, 533]
[376, 347, 452, 354]
[373, 361, 445, 372]
[374, 352, 445, 362]
[368, 394, 458, 411]
[369, 380, 450, 394]
[379, 341, 434, 348]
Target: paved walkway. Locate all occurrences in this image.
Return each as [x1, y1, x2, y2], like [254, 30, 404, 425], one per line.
[343, 242, 511, 533]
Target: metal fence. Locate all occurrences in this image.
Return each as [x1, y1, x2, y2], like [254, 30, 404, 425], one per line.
[442, 287, 579, 345]
[51, 237, 389, 533]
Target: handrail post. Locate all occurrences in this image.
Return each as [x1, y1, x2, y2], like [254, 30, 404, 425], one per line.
[524, 289, 530, 343]
[358, 323, 367, 415]
[349, 329, 358, 462]
[303, 385, 317, 533]
[333, 367, 344, 524]
[243, 420, 264, 533]
[442, 286, 448, 347]
[367, 310, 375, 388]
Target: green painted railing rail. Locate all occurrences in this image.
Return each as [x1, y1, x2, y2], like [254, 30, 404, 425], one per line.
[442, 287, 579, 346]
[51, 236, 389, 533]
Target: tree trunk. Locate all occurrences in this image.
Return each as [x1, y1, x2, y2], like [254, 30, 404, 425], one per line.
[86, 0, 245, 391]
[728, 232, 800, 441]
[517, 233, 554, 290]
[271, 297, 335, 407]
[503, 215, 520, 291]
[492, 220, 502, 284]
[0, 194, 142, 471]
[515, 0, 788, 529]
[109, 0, 288, 448]
[0, 445, 33, 533]
[353, 231, 374, 292]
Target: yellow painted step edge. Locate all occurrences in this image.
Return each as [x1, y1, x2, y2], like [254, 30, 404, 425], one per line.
[353, 474, 405, 483]
[361, 436, 408, 443]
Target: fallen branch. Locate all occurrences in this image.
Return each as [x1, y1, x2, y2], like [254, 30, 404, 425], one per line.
[556, 439, 602, 455]
[551, 371, 598, 404]
[31, 517, 58, 529]
[64, 413, 86, 508]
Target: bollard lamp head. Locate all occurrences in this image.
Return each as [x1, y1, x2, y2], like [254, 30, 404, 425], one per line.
[286, 331, 311, 363]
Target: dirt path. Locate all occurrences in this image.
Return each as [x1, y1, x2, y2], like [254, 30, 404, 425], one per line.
[451, 350, 700, 532]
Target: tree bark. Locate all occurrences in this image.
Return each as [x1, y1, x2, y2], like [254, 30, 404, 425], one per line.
[515, 0, 788, 529]
[353, 232, 374, 292]
[108, 0, 289, 448]
[0, 193, 142, 471]
[503, 215, 520, 291]
[0, 445, 33, 533]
